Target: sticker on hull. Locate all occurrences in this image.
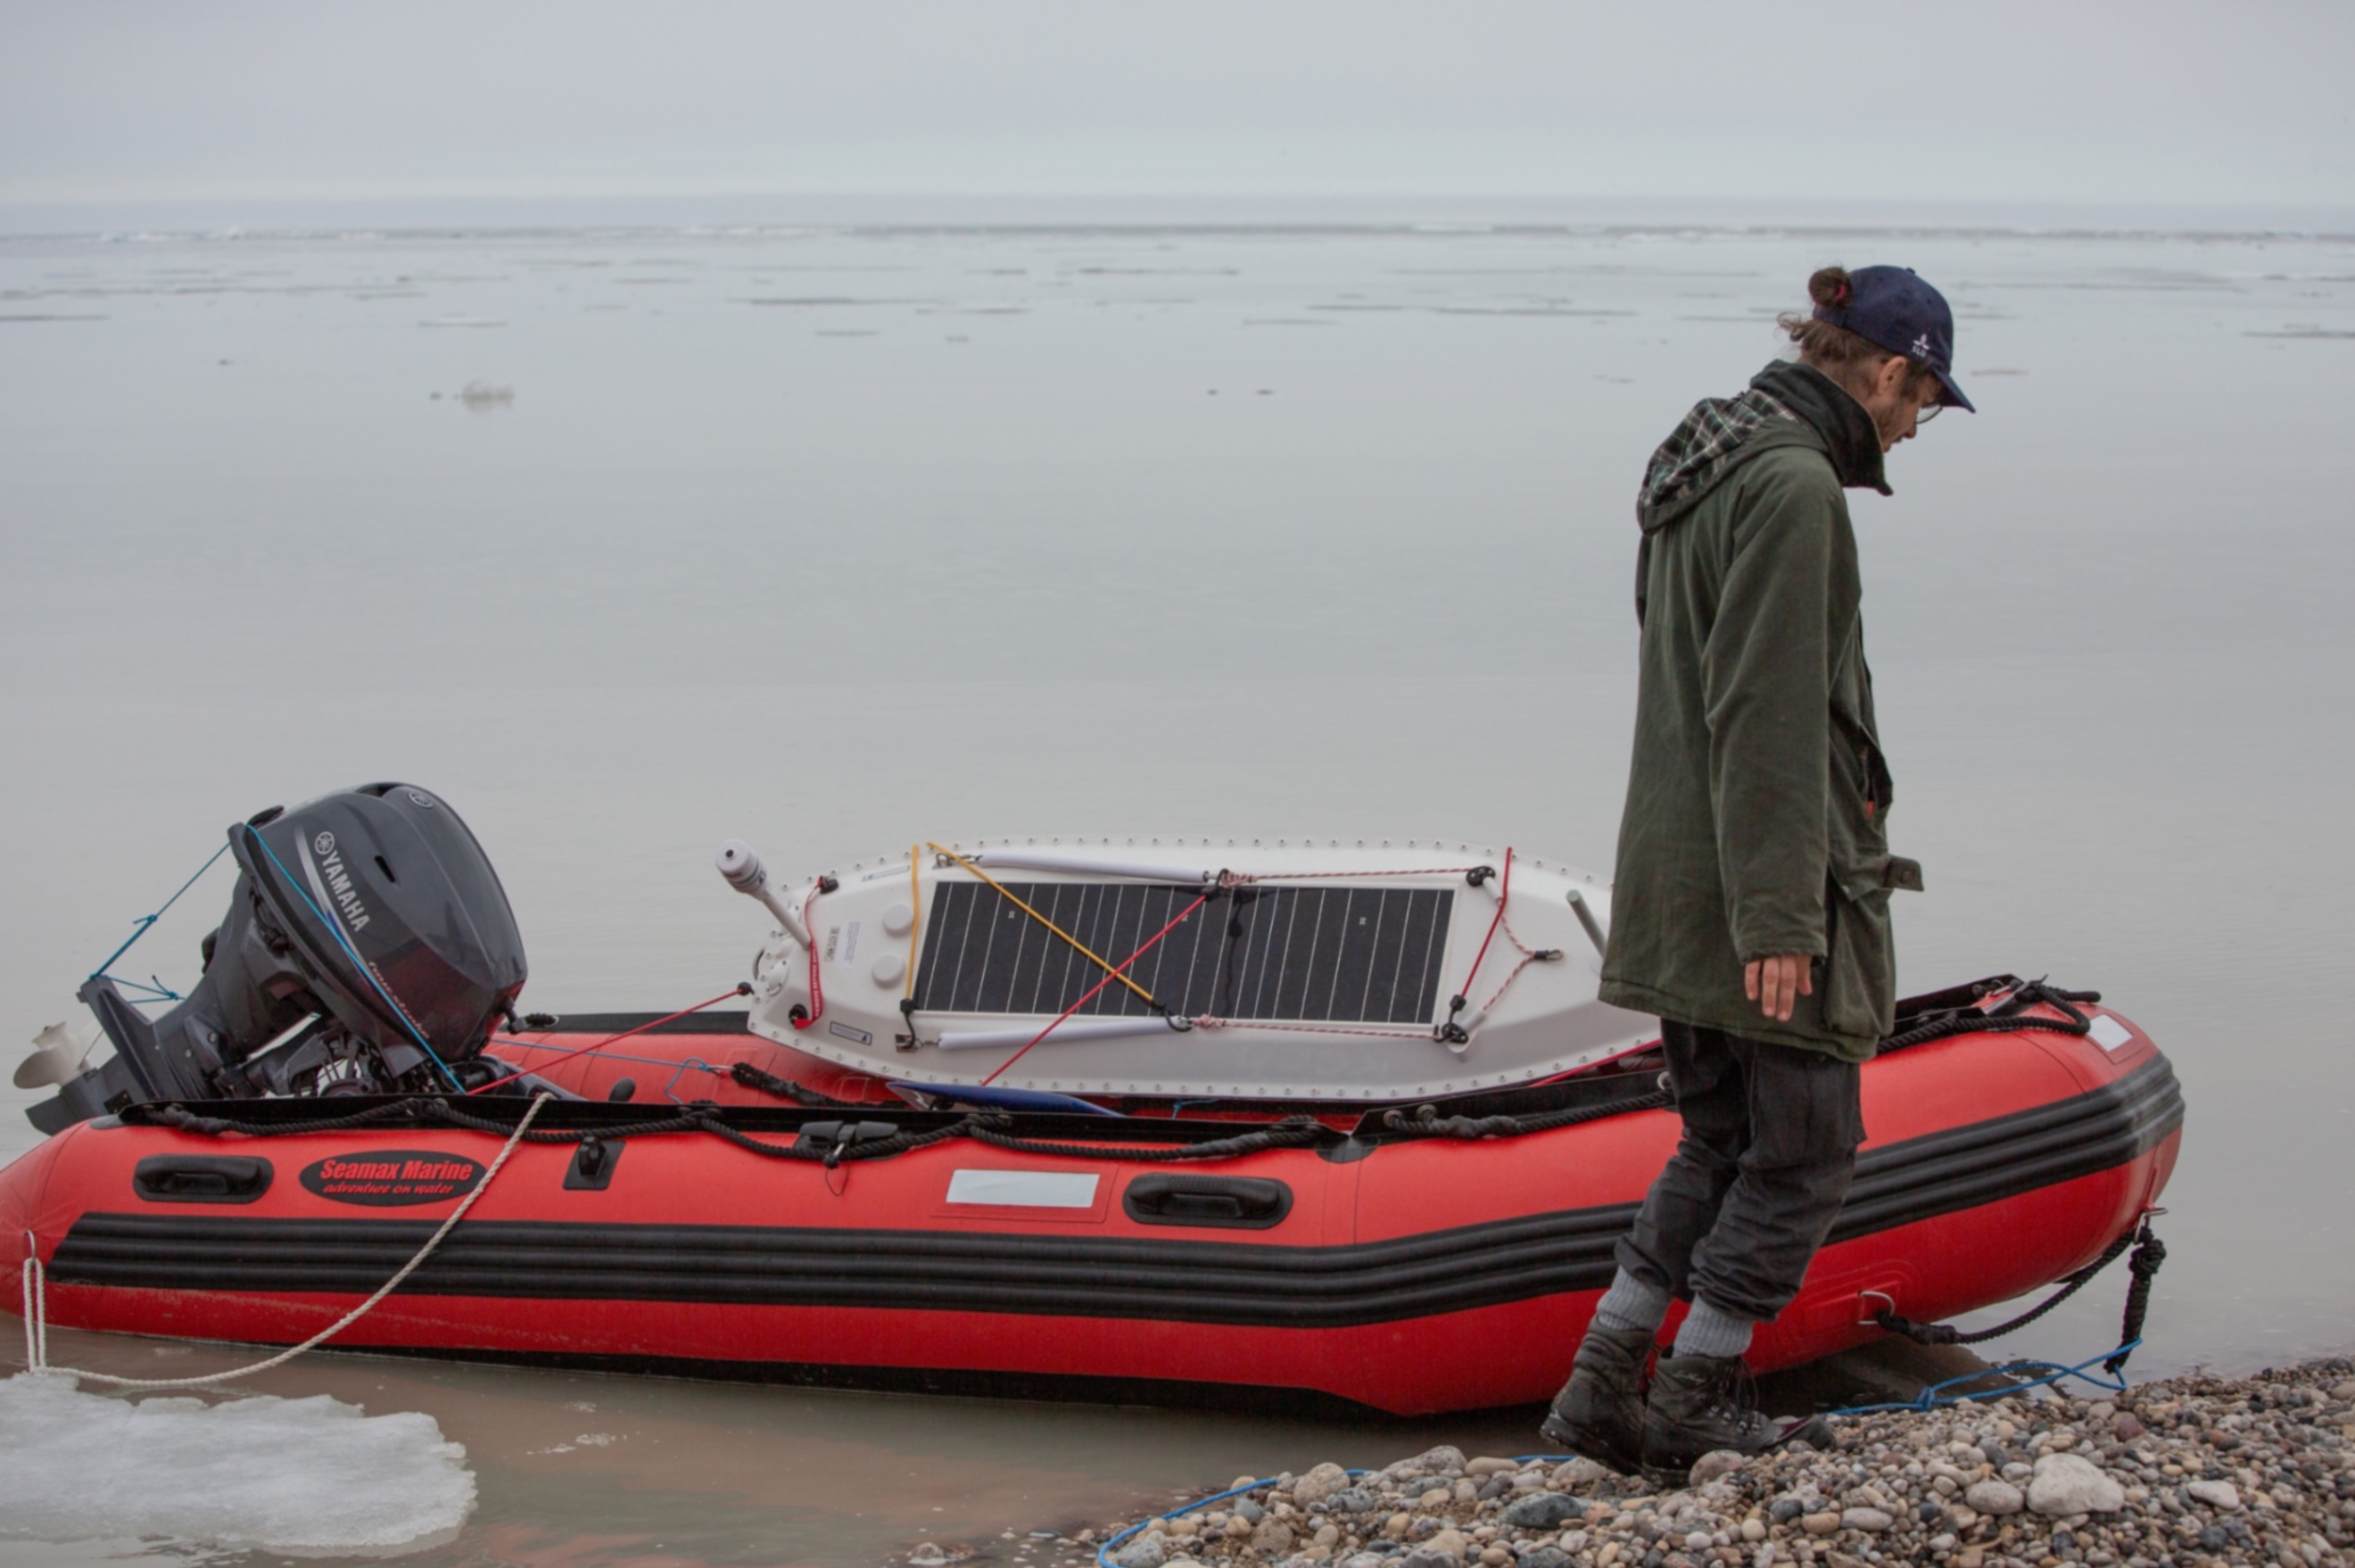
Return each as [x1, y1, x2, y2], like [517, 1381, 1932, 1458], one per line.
[300, 1150, 485, 1206]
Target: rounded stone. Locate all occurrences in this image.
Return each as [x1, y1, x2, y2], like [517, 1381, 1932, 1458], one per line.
[1800, 1513, 1842, 1535]
[1295, 1464, 1351, 1510]
[1963, 1481, 2023, 1517]
[1111, 1531, 1167, 1568]
[2185, 1479, 2242, 1511]
[1501, 1494, 1582, 1531]
[1839, 1508, 1893, 1533]
[1688, 1451, 1746, 1486]
[1249, 1519, 1295, 1556]
[1549, 1458, 1608, 1491]
[2028, 1453, 2125, 1517]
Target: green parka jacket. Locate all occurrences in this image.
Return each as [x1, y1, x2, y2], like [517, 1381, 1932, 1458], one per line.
[1597, 359, 1922, 1060]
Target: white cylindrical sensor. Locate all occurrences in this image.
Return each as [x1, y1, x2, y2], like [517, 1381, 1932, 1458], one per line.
[715, 839, 811, 947]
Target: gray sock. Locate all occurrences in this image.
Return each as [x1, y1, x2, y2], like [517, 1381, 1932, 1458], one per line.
[1591, 1268, 1670, 1335]
[1672, 1297, 1755, 1360]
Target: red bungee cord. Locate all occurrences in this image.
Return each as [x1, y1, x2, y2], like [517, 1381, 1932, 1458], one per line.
[979, 891, 1211, 1087]
[1450, 846, 1516, 1008]
[467, 984, 752, 1094]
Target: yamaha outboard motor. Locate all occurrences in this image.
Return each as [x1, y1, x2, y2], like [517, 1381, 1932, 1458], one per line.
[29, 783, 527, 1132]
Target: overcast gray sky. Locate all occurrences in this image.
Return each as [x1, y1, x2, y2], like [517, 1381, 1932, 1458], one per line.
[4, 1, 2350, 221]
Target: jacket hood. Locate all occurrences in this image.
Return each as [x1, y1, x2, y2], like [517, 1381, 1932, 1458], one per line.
[1636, 359, 1891, 534]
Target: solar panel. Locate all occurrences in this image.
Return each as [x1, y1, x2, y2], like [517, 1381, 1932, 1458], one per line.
[913, 882, 1454, 1027]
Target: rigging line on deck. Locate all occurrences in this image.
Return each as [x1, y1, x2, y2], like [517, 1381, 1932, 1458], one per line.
[905, 844, 921, 1001]
[475, 984, 752, 1093]
[927, 841, 1161, 1010]
[1435, 846, 1520, 1045]
[789, 879, 830, 1031]
[1223, 862, 1492, 882]
[21, 1093, 552, 1388]
[979, 891, 1212, 1087]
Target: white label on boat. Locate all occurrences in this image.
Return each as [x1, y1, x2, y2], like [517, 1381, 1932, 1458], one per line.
[2086, 1013, 2134, 1052]
[946, 1169, 1100, 1208]
[840, 920, 861, 966]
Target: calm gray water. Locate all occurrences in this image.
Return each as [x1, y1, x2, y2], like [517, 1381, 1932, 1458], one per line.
[3, 219, 2351, 1564]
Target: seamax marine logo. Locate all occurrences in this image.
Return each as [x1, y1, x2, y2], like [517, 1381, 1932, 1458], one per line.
[300, 1149, 484, 1206]
[303, 830, 371, 931]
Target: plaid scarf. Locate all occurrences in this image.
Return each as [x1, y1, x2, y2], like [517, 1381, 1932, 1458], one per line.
[1634, 384, 1801, 532]
[1635, 360, 1888, 532]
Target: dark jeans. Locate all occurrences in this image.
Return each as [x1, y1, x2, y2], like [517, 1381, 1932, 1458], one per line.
[1614, 1019, 1865, 1324]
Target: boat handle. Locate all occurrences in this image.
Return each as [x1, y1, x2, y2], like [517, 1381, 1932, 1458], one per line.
[133, 1154, 273, 1204]
[1124, 1174, 1292, 1230]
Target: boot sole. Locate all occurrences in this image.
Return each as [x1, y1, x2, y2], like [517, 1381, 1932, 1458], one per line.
[1638, 1415, 1837, 1481]
[1538, 1411, 1641, 1476]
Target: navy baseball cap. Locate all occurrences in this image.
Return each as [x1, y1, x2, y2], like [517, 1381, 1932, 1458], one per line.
[1812, 265, 1974, 412]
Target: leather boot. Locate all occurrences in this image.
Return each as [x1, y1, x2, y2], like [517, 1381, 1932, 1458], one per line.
[1539, 1320, 1655, 1473]
[1640, 1352, 1831, 1477]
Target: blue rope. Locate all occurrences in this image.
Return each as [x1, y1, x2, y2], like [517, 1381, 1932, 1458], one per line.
[87, 841, 232, 1002]
[244, 828, 464, 1092]
[1095, 1475, 1350, 1568]
[1830, 1338, 2143, 1416]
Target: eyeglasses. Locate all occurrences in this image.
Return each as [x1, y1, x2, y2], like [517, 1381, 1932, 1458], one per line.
[1915, 401, 1943, 424]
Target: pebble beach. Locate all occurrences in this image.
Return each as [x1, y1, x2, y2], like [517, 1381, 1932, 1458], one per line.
[958, 1358, 2355, 1568]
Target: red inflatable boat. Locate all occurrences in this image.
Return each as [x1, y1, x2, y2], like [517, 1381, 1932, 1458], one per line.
[0, 787, 2182, 1415]
[3, 986, 2177, 1415]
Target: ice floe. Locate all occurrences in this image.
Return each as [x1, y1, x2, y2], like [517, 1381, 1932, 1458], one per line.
[0, 1374, 474, 1556]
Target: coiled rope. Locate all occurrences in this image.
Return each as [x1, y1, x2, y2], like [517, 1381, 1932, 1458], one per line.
[1377, 1085, 1674, 1141]
[21, 1093, 551, 1388]
[1877, 977, 2100, 1053]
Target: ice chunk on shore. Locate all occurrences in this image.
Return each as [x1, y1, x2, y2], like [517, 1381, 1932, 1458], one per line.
[0, 1374, 474, 1556]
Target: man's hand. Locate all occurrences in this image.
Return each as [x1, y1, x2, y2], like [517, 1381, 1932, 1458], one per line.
[1745, 954, 1814, 1023]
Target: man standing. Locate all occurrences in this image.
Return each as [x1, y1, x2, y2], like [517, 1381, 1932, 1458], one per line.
[1543, 265, 1971, 1473]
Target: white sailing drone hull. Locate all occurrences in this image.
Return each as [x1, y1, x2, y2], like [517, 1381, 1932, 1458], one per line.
[728, 838, 1652, 1103]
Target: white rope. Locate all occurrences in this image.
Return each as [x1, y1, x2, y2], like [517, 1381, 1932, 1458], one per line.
[18, 1092, 552, 1389]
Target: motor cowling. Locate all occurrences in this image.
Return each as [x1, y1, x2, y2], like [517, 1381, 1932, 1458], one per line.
[29, 783, 528, 1131]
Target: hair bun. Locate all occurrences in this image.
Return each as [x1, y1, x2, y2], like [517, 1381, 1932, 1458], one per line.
[1807, 266, 1852, 311]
